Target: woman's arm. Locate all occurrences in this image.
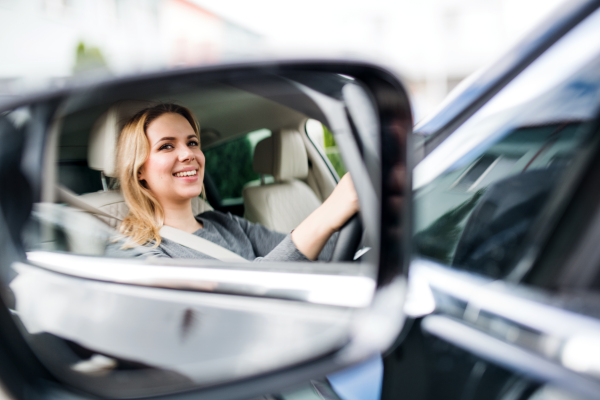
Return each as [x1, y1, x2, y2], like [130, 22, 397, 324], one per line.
[291, 173, 359, 260]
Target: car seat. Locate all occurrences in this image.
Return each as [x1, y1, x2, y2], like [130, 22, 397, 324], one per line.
[242, 129, 322, 233]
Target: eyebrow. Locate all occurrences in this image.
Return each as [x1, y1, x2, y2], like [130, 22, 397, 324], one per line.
[154, 135, 198, 144]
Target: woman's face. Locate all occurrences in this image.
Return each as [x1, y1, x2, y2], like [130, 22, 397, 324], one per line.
[138, 112, 205, 207]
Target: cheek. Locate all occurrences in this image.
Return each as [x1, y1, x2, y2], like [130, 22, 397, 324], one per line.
[144, 156, 172, 181]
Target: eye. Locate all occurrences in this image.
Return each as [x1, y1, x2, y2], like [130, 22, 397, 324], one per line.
[188, 140, 199, 147]
[159, 143, 174, 151]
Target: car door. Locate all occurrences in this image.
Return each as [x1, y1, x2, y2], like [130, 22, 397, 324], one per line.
[382, 4, 600, 400]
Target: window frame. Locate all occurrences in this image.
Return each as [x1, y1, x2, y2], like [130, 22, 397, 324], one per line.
[304, 119, 342, 183]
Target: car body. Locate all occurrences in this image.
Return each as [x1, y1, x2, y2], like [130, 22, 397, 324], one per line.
[391, 0, 600, 398]
[1, 1, 600, 400]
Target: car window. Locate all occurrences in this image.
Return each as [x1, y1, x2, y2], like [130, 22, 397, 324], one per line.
[203, 128, 271, 204]
[305, 119, 347, 178]
[413, 8, 600, 279]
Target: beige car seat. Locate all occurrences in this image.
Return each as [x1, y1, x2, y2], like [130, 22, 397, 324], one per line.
[242, 129, 322, 233]
[79, 101, 212, 228]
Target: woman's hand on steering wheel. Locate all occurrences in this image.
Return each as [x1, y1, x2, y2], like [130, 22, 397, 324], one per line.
[291, 173, 359, 260]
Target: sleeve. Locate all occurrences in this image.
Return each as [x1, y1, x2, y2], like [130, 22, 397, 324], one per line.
[255, 234, 311, 262]
[318, 231, 339, 261]
[232, 214, 339, 262]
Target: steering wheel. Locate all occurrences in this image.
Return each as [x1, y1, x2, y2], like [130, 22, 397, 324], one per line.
[330, 213, 363, 261]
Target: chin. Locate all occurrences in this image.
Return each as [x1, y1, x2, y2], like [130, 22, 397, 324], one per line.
[181, 188, 204, 200]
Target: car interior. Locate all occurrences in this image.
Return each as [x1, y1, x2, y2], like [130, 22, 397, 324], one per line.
[26, 80, 344, 259]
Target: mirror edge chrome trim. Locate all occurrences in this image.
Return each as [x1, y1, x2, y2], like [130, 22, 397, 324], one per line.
[24, 251, 376, 308]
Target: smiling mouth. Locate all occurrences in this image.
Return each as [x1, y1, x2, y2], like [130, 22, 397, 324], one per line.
[173, 170, 197, 177]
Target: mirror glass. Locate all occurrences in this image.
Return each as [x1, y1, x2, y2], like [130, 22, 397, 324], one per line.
[0, 67, 409, 397]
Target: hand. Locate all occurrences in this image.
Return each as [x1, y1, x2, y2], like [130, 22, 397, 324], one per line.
[291, 173, 359, 260]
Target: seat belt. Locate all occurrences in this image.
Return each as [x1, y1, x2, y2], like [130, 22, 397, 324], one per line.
[57, 186, 121, 222]
[159, 226, 248, 262]
[56, 186, 249, 263]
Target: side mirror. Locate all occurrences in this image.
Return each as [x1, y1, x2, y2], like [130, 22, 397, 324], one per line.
[0, 61, 412, 399]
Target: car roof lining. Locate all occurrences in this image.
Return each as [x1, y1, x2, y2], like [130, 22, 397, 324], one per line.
[57, 81, 309, 162]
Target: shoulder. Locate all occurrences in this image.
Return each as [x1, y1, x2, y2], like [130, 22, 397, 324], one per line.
[196, 210, 247, 228]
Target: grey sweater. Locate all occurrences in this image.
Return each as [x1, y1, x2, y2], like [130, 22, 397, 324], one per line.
[106, 211, 337, 262]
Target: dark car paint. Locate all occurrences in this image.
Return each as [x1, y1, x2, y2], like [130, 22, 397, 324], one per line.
[382, 1, 600, 399]
[381, 319, 532, 400]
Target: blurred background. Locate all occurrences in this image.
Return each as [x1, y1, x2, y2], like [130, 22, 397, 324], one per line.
[0, 0, 564, 123]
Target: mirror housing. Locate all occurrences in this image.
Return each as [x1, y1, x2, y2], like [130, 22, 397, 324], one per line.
[0, 60, 412, 399]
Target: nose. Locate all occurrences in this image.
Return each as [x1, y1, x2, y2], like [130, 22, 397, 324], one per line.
[178, 145, 195, 162]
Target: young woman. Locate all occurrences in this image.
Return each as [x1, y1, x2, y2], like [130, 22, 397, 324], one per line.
[111, 103, 359, 262]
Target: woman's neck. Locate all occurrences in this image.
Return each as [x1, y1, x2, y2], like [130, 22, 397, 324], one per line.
[162, 200, 203, 233]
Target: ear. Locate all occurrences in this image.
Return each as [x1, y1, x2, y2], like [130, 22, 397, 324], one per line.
[137, 167, 145, 181]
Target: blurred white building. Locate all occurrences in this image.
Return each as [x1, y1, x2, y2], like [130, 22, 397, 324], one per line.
[354, 0, 564, 122]
[0, 0, 263, 102]
[0, 0, 563, 118]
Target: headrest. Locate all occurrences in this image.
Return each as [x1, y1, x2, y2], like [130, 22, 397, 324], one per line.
[88, 101, 152, 178]
[253, 129, 308, 181]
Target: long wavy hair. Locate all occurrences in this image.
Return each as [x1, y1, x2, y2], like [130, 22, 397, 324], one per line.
[116, 103, 201, 247]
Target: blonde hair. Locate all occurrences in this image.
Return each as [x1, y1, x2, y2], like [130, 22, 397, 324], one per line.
[116, 103, 201, 247]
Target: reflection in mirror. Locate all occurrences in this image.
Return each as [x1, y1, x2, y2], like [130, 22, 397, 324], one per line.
[0, 67, 411, 398]
[414, 49, 600, 280]
[28, 76, 376, 263]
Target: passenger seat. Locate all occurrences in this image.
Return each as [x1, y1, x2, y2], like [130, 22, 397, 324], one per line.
[242, 129, 322, 233]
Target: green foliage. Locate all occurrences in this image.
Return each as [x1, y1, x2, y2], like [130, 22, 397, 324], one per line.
[322, 125, 347, 177]
[414, 189, 486, 264]
[74, 41, 108, 75]
[204, 136, 259, 199]
[326, 150, 346, 178]
[323, 125, 336, 148]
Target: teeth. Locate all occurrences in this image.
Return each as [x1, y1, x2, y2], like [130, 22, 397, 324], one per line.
[175, 170, 197, 177]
